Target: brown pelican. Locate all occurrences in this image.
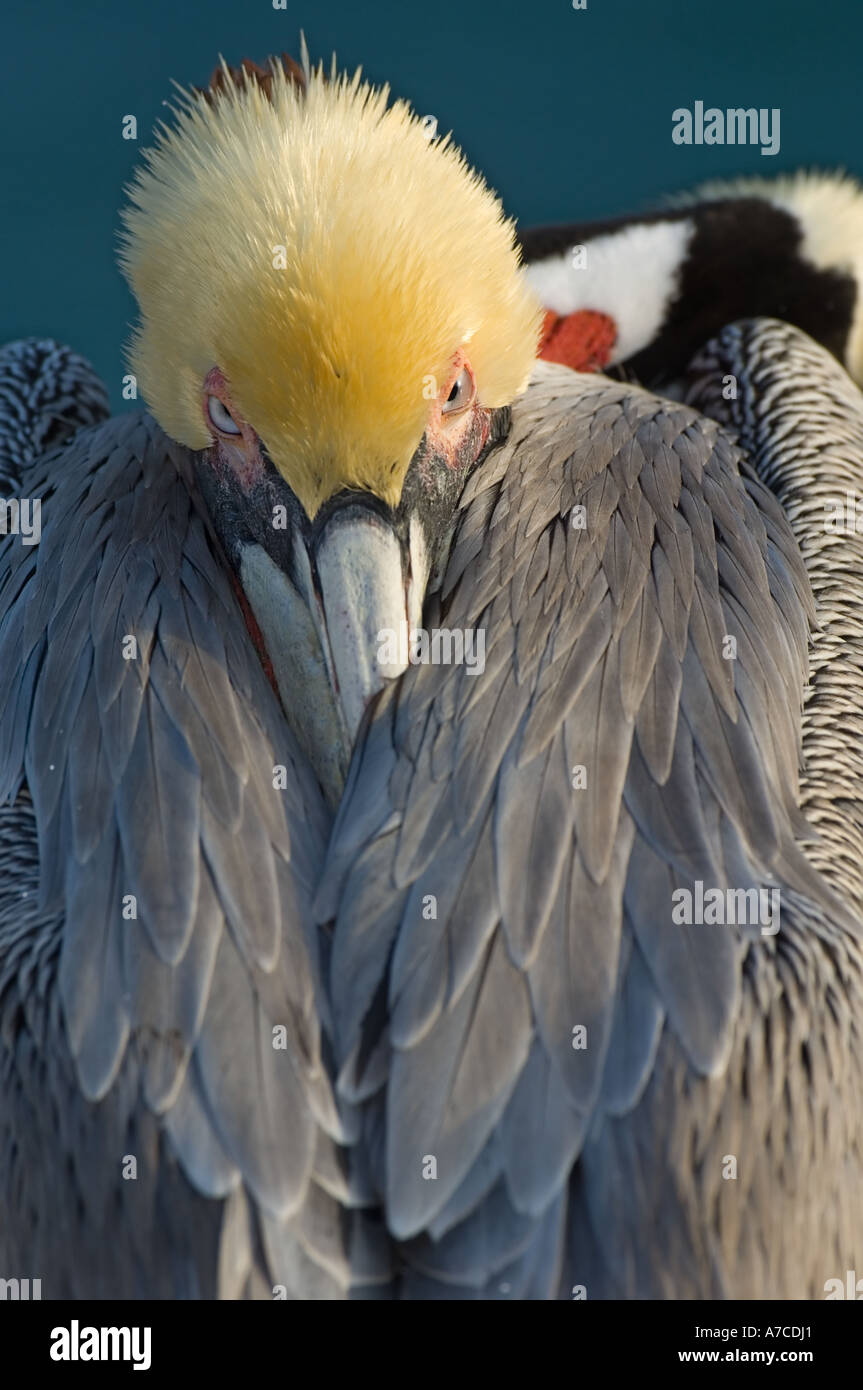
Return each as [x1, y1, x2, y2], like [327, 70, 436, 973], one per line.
[1, 52, 862, 1299]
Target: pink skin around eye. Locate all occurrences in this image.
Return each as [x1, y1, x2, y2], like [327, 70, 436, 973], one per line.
[426, 350, 490, 468]
[201, 366, 266, 490]
[201, 354, 489, 497]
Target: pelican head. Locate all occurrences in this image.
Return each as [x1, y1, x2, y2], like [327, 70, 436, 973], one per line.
[120, 53, 542, 801]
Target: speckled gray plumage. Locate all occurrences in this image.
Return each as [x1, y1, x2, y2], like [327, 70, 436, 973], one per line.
[0, 338, 110, 492]
[688, 318, 863, 915]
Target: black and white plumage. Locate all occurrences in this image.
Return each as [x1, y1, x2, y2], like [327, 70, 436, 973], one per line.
[523, 174, 863, 393]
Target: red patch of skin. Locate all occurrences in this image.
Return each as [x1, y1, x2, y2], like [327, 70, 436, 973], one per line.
[228, 570, 280, 696]
[201, 366, 266, 491]
[538, 308, 617, 373]
[426, 349, 491, 468]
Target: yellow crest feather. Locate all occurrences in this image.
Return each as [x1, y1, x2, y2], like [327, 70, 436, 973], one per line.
[120, 61, 542, 516]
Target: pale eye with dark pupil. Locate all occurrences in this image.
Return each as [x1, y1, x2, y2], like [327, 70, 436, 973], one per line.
[207, 394, 241, 435]
[442, 368, 474, 416]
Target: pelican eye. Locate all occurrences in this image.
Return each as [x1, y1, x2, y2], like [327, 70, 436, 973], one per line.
[207, 395, 242, 435]
[442, 368, 475, 416]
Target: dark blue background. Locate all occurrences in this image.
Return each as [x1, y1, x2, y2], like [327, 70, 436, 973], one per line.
[2, 0, 859, 411]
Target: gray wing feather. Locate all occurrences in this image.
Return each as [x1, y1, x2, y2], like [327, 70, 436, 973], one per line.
[0, 388, 384, 1296]
[322, 356, 860, 1296]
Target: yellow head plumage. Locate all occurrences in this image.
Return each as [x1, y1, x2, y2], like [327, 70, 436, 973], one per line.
[119, 57, 542, 517]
